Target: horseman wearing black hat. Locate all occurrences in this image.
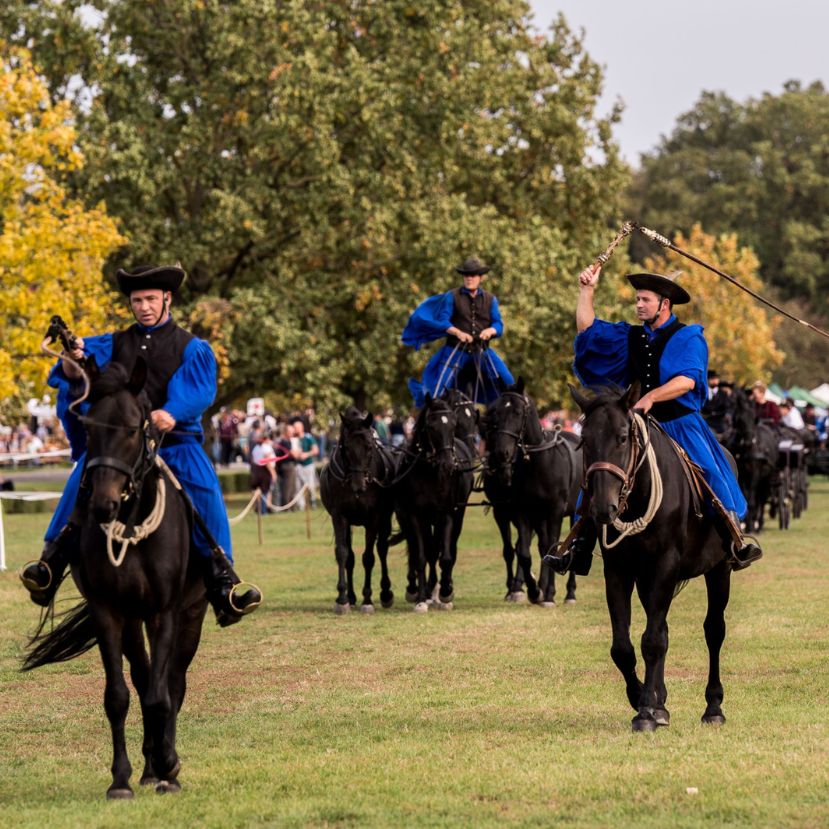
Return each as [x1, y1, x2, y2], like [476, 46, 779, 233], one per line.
[402, 256, 514, 406]
[20, 265, 261, 626]
[553, 262, 761, 574]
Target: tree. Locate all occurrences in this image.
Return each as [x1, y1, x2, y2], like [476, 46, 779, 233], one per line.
[0, 44, 125, 409]
[6, 1, 630, 412]
[626, 225, 783, 384]
[629, 83, 829, 310]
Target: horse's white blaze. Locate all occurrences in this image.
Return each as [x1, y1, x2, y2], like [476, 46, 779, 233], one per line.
[464, 407, 471, 417]
[441, 415, 448, 424]
[506, 401, 511, 407]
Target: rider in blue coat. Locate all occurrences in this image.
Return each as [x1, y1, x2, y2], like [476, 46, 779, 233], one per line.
[555, 263, 761, 574]
[402, 257, 514, 407]
[20, 265, 261, 626]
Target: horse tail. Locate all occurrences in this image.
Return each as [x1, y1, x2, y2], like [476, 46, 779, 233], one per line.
[21, 600, 97, 672]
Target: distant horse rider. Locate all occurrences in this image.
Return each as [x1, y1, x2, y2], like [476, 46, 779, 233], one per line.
[553, 263, 762, 574]
[19, 265, 261, 626]
[402, 256, 514, 407]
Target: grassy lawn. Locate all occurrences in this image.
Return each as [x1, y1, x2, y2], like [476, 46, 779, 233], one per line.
[1, 479, 827, 828]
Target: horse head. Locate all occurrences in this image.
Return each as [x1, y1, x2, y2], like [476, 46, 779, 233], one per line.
[82, 357, 152, 524]
[338, 407, 375, 493]
[485, 377, 532, 487]
[571, 383, 641, 525]
[416, 394, 458, 476]
[441, 388, 478, 450]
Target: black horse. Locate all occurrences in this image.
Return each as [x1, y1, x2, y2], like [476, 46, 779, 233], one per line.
[483, 379, 580, 605]
[22, 359, 207, 797]
[441, 387, 480, 454]
[395, 394, 474, 611]
[571, 384, 738, 731]
[319, 407, 397, 613]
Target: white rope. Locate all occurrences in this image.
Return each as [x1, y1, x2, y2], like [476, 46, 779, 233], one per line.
[601, 414, 664, 550]
[267, 483, 309, 512]
[228, 489, 262, 525]
[100, 476, 167, 567]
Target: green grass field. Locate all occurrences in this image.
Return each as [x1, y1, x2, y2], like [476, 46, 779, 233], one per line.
[1, 481, 828, 828]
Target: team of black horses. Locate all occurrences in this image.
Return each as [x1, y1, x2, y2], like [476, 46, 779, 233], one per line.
[22, 366, 817, 798]
[320, 378, 582, 615]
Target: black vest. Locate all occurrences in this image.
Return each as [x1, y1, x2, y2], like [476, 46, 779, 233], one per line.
[112, 320, 195, 411]
[446, 287, 494, 345]
[627, 319, 693, 422]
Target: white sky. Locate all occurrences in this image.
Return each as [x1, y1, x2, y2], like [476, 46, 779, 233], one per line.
[529, 0, 829, 165]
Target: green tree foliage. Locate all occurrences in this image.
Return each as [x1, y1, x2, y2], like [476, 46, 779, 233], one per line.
[5, 1, 628, 412]
[629, 82, 829, 308]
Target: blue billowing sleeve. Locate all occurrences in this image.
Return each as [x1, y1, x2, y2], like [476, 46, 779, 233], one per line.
[401, 291, 454, 350]
[660, 325, 708, 410]
[490, 296, 504, 337]
[573, 319, 631, 388]
[48, 334, 113, 461]
[162, 338, 217, 431]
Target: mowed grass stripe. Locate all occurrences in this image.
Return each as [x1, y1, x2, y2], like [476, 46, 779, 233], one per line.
[1, 480, 827, 828]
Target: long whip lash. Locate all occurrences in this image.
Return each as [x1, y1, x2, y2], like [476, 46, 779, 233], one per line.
[594, 221, 829, 341]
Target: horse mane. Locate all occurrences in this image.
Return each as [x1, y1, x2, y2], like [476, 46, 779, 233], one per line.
[88, 362, 131, 402]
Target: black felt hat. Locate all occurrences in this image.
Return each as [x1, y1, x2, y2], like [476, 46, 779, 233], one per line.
[627, 271, 690, 305]
[116, 265, 185, 296]
[455, 256, 491, 276]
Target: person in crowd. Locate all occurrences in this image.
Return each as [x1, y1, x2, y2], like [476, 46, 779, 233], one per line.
[18, 264, 260, 626]
[217, 407, 239, 466]
[250, 433, 277, 513]
[373, 413, 390, 446]
[276, 422, 299, 508]
[292, 417, 319, 509]
[751, 381, 782, 424]
[780, 398, 806, 430]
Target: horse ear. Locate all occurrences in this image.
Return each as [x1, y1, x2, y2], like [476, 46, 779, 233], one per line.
[515, 376, 525, 394]
[569, 384, 592, 412]
[127, 357, 148, 395]
[363, 412, 373, 429]
[622, 381, 641, 410]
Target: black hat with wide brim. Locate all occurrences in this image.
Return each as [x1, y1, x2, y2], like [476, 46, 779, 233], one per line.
[455, 257, 491, 276]
[116, 265, 186, 296]
[627, 272, 690, 305]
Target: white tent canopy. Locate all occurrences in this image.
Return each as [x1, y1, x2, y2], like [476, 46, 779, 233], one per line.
[810, 383, 829, 405]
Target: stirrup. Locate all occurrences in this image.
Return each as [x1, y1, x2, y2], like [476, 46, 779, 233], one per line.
[730, 537, 763, 571]
[228, 581, 263, 615]
[542, 542, 572, 575]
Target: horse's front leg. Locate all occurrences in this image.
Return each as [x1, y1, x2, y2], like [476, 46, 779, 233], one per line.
[91, 607, 133, 799]
[633, 570, 676, 732]
[122, 619, 155, 786]
[361, 523, 377, 613]
[515, 521, 540, 603]
[537, 516, 563, 606]
[436, 510, 461, 607]
[494, 508, 520, 600]
[604, 562, 643, 721]
[408, 515, 430, 612]
[331, 514, 352, 613]
[143, 611, 180, 783]
[701, 559, 731, 724]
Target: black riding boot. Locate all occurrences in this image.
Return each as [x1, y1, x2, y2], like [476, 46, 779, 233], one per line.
[202, 548, 262, 627]
[543, 518, 597, 576]
[726, 511, 763, 571]
[19, 523, 81, 607]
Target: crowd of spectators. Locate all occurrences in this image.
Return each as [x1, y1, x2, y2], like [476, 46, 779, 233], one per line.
[0, 417, 69, 466]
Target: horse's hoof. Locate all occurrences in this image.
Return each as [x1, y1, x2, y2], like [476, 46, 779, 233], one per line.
[405, 590, 418, 603]
[439, 591, 454, 603]
[511, 591, 526, 603]
[565, 595, 577, 605]
[381, 593, 394, 609]
[106, 787, 134, 800]
[528, 591, 542, 605]
[539, 600, 556, 608]
[360, 604, 375, 614]
[701, 713, 726, 726]
[631, 715, 658, 733]
[139, 776, 159, 787]
[333, 602, 351, 615]
[155, 779, 182, 794]
[435, 600, 454, 611]
[413, 601, 429, 613]
[654, 708, 670, 727]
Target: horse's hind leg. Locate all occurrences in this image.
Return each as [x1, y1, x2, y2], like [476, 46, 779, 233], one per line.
[332, 514, 352, 612]
[516, 523, 540, 603]
[604, 566, 643, 718]
[122, 620, 156, 786]
[701, 560, 731, 725]
[361, 524, 377, 613]
[92, 608, 133, 799]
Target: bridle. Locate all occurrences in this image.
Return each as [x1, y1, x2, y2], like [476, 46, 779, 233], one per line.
[327, 426, 390, 486]
[487, 391, 562, 473]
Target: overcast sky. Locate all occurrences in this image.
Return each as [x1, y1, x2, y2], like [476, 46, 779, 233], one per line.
[529, 0, 829, 165]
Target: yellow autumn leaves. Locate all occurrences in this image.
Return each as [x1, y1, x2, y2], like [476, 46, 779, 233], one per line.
[0, 44, 124, 403]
